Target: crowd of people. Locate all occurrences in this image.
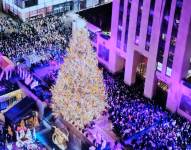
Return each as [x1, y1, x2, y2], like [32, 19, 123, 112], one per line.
[109, 99, 167, 140]
[0, 11, 190, 150]
[102, 69, 191, 149]
[0, 15, 71, 66]
[0, 13, 72, 104]
[133, 115, 191, 149]
[104, 71, 166, 137]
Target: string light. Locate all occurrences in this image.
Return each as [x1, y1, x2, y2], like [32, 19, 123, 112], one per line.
[51, 28, 107, 129]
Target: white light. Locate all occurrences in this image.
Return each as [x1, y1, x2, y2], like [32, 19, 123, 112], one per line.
[166, 67, 172, 76]
[51, 28, 106, 129]
[157, 62, 162, 71]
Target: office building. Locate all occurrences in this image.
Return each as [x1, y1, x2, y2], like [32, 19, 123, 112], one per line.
[96, 0, 191, 121]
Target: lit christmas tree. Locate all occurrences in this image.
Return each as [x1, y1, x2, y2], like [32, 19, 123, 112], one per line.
[51, 28, 106, 129]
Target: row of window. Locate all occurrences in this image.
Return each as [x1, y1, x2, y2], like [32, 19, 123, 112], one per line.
[115, 0, 183, 78]
[53, 2, 74, 13]
[15, 0, 38, 9]
[117, 0, 154, 50]
[116, 0, 124, 48]
[135, 0, 144, 45]
[145, 0, 155, 51]
[166, 0, 183, 76]
[123, 0, 132, 52]
[157, 0, 183, 77]
[156, 0, 172, 72]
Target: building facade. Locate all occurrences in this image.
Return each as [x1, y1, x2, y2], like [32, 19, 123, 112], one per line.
[96, 0, 191, 121]
[2, 0, 112, 21]
[2, 0, 75, 21]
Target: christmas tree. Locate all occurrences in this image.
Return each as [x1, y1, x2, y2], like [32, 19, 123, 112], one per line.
[51, 28, 106, 129]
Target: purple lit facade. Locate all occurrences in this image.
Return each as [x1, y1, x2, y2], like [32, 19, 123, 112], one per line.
[94, 0, 191, 121]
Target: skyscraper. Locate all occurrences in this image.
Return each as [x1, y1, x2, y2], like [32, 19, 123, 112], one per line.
[96, 0, 191, 121]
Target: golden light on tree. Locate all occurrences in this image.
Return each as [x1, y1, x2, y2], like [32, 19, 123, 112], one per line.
[51, 28, 106, 129]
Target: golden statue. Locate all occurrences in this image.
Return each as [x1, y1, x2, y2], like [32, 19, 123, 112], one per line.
[52, 126, 69, 150]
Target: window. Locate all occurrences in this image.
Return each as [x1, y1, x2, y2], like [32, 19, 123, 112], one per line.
[118, 0, 124, 26]
[53, 2, 74, 14]
[117, 29, 122, 48]
[88, 30, 97, 43]
[123, 0, 132, 52]
[98, 45, 109, 62]
[119, 0, 124, 12]
[157, 62, 163, 72]
[15, 0, 25, 8]
[145, 0, 155, 51]
[116, 0, 124, 48]
[25, 0, 38, 8]
[148, 16, 153, 26]
[135, 0, 144, 45]
[118, 11, 123, 26]
[185, 58, 191, 84]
